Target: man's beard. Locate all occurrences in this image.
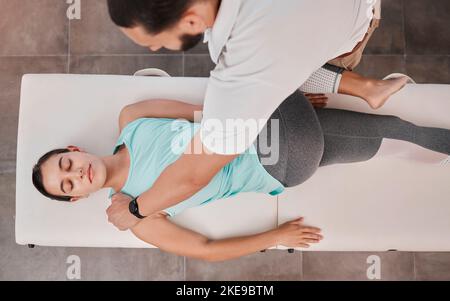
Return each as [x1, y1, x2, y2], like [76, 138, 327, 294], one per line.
[179, 33, 204, 51]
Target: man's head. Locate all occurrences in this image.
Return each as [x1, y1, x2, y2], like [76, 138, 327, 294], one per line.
[107, 0, 216, 52]
[32, 146, 108, 202]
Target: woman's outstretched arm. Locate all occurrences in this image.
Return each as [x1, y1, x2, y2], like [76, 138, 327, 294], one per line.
[131, 214, 323, 262]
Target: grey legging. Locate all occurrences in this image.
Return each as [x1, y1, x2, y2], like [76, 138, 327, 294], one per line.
[256, 90, 450, 187]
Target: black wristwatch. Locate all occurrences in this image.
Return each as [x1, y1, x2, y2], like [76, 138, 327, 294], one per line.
[129, 197, 146, 219]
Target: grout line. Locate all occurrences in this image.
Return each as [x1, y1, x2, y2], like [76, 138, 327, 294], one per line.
[413, 252, 417, 281]
[183, 53, 212, 57]
[0, 53, 208, 58]
[362, 54, 409, 57]
[402, 0, 408, 58]
[67, 53, 185, 57]
[0, 54, 70, 57]
[0, 54, 184, 58]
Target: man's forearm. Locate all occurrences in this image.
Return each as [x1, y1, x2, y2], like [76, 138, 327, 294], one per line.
[136, 132, 238, 217]
[137, 159, 206, 216]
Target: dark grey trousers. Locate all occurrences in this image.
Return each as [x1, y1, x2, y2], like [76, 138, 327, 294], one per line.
[256, 90, 450, 187]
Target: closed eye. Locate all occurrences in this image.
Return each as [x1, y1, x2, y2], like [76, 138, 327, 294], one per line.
[59, 157, 74, 194]
[61, 180, 70, 194]
[61, 178, 74, 194]
[67, 159, 73, 192]
[68, 180, 74, 192]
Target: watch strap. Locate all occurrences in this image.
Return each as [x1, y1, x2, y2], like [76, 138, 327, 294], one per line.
[129, 197, 146, 219]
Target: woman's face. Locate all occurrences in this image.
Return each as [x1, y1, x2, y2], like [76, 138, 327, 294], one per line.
[40, 147, 107, 201]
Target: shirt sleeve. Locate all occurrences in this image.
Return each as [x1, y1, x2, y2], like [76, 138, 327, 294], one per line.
[202, 75, 292, 154]
[199, 0, 360, 155]
[200, 45, 317, 155]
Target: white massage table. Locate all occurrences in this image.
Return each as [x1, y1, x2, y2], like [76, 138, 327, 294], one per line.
[16, 73, 450, 252]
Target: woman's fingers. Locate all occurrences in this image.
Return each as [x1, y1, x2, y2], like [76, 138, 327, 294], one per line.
[305, 93, 329, 109]
[308, 96, 327, 101]
[311, 98, 328, 103]
[305, 94, 328, 101]
[302, 238, 321, 244]
[310, 101, 328, 108]
[301, 226, 322, 233]
[309, 98, 328, 103]
[279, 218, 323, 248]
[301, 233, 323, 240]
[304, 93, 326, 97]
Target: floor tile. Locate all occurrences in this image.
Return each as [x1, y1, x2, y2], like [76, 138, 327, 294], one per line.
[0, 173, 68, 281]
[365, 0, 405, 54]
[406, 55, 450, 84]
[185, 41, 210, 55]
[355, 55, 406, 79]
[404, 0, 450, 55]
[70, 55, 183, 76]
[414, 253, 450, 281]
[184, 55, 215, 77]
[303, 252, 414, 281]
[62, 247, 184, 281]
[70, 0, 179, 55]
[186, 250, 302, 281]
[0, 56, 67, 171]
[0, 0, 68, 56]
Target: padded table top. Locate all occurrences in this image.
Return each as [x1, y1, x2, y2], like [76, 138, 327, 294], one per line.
[16, 74, 450, 251]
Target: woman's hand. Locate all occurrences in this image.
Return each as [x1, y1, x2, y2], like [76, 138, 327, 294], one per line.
[106, 193, 141, 231]
[274, 218, 323, 248]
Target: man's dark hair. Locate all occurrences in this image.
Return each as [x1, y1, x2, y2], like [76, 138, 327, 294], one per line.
[107, 0, 199, 35]
[32, 148, 72, 202]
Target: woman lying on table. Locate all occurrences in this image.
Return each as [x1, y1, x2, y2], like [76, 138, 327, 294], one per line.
[32, 70, 450, 262]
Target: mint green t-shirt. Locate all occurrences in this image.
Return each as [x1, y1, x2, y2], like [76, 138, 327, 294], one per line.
[110, 118, 284, 217]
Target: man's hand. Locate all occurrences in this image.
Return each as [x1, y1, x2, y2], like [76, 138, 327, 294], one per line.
[106, 193, 141, 231]
[304, 93, 328, 108]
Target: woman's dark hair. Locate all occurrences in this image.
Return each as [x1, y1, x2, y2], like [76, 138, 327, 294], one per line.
[32, 148, 71, 202]
[107, 0, 200, 35]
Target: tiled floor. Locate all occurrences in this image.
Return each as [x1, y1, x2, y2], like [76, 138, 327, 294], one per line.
[1, 0, 449, 280]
